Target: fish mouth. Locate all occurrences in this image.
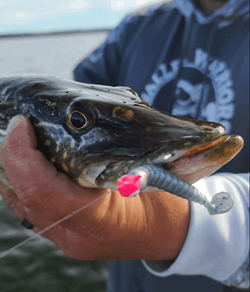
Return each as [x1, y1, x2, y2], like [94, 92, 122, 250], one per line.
[160, 134, 244, 184]
[94, 131, 243, 189]
[133, 121, 227, 166]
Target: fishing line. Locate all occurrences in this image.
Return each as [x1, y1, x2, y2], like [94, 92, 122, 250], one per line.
[0, 190, 111, 259]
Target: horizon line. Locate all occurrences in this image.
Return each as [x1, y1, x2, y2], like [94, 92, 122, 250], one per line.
[0, 28, 111, 39]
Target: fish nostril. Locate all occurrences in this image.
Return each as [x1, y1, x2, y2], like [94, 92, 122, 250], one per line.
[218, 125, 226, 135]
[201, 126, 213, 132]
[200, 123, 225, 136]
[209, 123, 225, 132]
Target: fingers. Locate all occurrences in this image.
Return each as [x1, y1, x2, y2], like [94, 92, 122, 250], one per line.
[0, 185, 26, 219]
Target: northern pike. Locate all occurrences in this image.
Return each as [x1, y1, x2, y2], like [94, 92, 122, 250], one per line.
[0, 75, 243, 197]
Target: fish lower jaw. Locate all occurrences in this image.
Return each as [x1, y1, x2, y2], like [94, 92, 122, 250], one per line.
[76, 162, 108, 188]
[76, 177, 99, 188]
[76, 175, 118, 190]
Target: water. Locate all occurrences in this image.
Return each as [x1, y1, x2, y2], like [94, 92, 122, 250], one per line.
[0, 31, 109, 292]
[0, 200, 108, 292]
[0, 31, 108, 79]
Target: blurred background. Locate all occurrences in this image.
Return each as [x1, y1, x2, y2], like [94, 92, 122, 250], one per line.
[0, 1, 160, 291]
[0, 0, 160, 79]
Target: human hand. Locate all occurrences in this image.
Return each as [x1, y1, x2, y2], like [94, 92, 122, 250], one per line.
[0, 116, 190, 261]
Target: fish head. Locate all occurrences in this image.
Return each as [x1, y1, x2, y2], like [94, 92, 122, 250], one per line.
[0, 76, 243, 190]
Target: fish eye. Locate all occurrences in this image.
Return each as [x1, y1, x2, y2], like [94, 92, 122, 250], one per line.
[69, 111, 87, 129]
[65, 101, 97, 135]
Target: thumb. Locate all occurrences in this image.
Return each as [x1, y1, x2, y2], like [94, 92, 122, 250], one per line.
[0, 115, 57, 201]
[6, 115, 37, 149]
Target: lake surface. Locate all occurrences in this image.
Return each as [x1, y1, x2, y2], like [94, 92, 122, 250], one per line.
[0, 31, 108, 79]
[0, 31, 109, 292]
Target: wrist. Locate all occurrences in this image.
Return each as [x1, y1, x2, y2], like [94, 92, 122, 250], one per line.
[140, 191, 191, 260]
[106, 191, 191, 260]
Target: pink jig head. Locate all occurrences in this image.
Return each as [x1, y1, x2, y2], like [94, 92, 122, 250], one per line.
[117, 174, 142, 197]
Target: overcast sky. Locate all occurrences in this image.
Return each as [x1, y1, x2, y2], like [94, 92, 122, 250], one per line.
[1, 0, 161, 35]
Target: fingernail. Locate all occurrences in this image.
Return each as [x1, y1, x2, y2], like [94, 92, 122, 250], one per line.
[7, 115, 24, 134]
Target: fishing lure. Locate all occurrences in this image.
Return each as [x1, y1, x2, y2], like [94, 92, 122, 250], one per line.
[118, 165, 233, 215]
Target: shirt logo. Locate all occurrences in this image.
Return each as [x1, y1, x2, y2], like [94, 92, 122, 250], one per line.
[141, 48, 235, 134]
